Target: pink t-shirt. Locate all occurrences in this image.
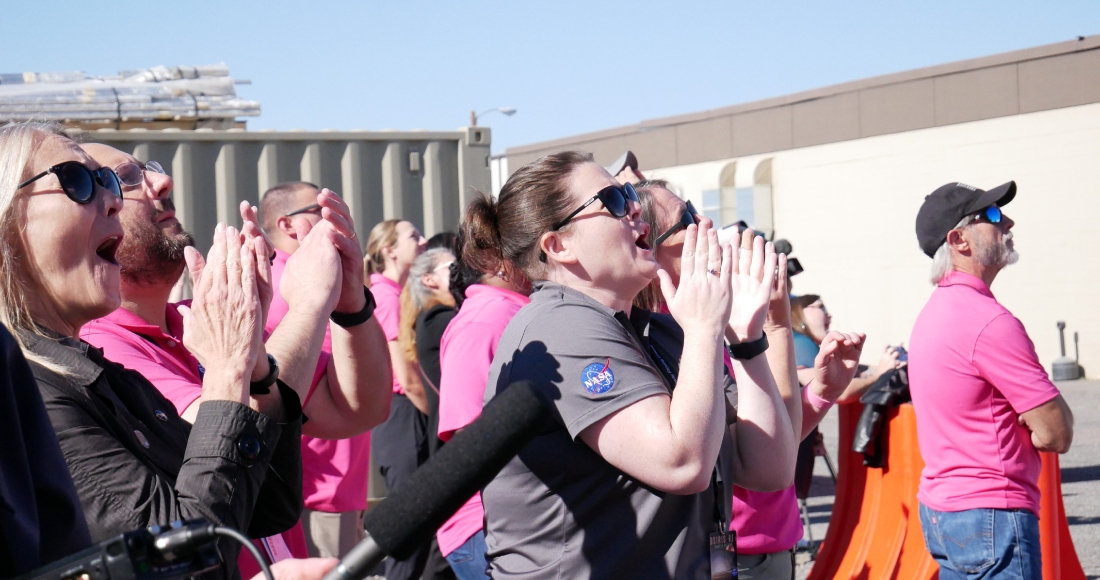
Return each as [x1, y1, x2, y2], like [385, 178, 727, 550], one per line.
[270, 249, 370, 513]
[81, 305, 309, 575]
[370, 272, 405, 395]
[435, 284, 529, 556]
[909, 270, 1060, 514]
[732, 487, 802, 554]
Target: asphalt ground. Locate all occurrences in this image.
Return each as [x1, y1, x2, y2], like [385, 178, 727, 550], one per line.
[795, 379, 1099, 579]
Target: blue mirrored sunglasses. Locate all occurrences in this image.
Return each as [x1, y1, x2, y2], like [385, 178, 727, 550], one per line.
[969, 205, 1003, 225]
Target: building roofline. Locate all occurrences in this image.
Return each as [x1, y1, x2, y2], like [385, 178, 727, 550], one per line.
[506, 35, 1100, 156]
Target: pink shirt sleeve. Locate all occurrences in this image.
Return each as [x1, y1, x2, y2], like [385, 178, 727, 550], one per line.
[972, 313, 1061, 414]
[437, 321, 499, 441]
[82, 327, 202, 415]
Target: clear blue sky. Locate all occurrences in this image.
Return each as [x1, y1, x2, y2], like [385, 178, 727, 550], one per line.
[4, 1, 1098, 153]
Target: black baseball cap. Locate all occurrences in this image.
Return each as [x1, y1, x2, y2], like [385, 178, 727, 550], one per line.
[915, 181, 1016, 258]
[604, 150, 641, 177]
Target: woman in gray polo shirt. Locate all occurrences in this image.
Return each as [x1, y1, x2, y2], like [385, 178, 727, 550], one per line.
[465, 151, 795, 579]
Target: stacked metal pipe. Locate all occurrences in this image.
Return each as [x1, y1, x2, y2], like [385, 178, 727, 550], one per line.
[0, 64, 260, 124]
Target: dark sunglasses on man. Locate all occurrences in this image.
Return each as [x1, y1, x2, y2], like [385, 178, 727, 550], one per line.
[552, 182, 639, 231]
[654, 200, 700, 246]
[17, 161, 122, 204]
[967, 205, 1003, 225]
[285, 203, 322, 217]
[114, 160, 166, 187]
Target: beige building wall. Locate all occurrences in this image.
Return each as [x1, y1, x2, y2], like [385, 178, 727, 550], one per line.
[642, 102, 1100, 375]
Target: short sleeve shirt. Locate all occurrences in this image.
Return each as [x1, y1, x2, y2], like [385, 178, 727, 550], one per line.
[482, 282, 730, 579]
[434, 284, 528, 557]
[269, 249, 368, 514]
[909, 271, 1061, 514]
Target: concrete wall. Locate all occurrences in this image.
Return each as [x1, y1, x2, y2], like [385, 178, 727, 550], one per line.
[642, 103, 1100, 377]
[87, 127, 492, 254]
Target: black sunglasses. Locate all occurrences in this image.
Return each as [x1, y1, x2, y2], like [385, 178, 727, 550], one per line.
[552, 182, 639, 231]
[18, 161, 122, 204]
[653, 200, 700, 245]
[285, 203, 322, 217]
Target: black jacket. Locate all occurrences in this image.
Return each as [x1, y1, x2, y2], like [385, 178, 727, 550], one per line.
[21, 330, 303, 578]
[0, 325, 90, 577]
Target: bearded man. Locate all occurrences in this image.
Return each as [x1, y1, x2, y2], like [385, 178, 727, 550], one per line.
[910, 181, 1073, 579]
[79, 143, 391, 573]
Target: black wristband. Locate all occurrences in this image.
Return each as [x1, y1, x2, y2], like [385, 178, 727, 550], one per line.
[250, 353, 279, 395]
[330, 286, 375, 328]
[727, 333, 769, 360]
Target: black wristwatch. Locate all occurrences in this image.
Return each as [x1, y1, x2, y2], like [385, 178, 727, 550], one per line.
[330, 286, 376, 328]
[727, 333, 769, 360]
[250, 353, 279, 395]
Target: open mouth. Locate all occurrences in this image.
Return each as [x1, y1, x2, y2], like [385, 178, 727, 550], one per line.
[634, 226, 652, 251]
[96, 236, 121, 265]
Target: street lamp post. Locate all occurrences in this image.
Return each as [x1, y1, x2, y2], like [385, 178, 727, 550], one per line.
[470, 107, 517, 125]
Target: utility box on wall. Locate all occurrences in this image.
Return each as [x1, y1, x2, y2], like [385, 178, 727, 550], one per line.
[87, 126, 492, 255]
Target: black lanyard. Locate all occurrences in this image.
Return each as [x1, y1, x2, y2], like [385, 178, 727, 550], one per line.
[647, 342, 729, 534]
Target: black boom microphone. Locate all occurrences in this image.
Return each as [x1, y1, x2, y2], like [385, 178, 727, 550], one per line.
[324, 380, 552, 580]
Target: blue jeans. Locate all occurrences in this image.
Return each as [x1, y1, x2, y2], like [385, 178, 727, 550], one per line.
[919, 503, 1041, 579]
[444, 529, 489, 580]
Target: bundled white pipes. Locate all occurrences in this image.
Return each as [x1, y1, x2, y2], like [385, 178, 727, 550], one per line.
[0, 64, 260, 123]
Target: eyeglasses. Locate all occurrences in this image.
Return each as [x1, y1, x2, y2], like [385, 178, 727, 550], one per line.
[115, 160, 166, 187]
[653, 200, 700, 245]
[285, 203, 322, 217]
[967, 205, 1003, 225]
[433, 261, 454, 273]
[17, 161, 122, 204]
[552, 182, 639, 231]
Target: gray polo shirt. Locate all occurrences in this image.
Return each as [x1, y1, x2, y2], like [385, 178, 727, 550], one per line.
[483, 281, 735, 579]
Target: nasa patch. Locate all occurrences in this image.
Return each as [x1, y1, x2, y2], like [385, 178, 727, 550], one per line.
[582, 358, 615, 394]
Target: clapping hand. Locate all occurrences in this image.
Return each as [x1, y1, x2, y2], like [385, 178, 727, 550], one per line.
[657, 220, 733, 341]
[764, 252, 791, 332]
[813, 331, 867, 399]
[726, 229, 778, 344]
[315, 188, 367, 315]
[179, 224, 263, 403]
[239, 201, 274, 328]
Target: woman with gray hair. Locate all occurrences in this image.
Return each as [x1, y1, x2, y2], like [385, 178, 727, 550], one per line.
[0, 121, 304, 579]
[397, 246, 457, 455]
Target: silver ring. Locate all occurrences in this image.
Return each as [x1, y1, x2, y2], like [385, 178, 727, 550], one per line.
[707, 268, 720, 276]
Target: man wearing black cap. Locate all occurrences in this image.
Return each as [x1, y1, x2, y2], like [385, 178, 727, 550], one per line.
[909, 181, 1073, 579]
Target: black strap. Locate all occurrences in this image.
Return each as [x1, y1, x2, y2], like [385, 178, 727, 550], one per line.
[647, 337, 729, 532]
[727, 333, 769, 360]
[330, 286, 376, 328]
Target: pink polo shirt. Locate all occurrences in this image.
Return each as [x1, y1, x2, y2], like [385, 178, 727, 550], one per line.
[909, 270, 1060, 514]
[370, 272, 405, 395]
[270, 248, 370, 513]
[81, 304, 309, 575]
[435, 284, 529, 556]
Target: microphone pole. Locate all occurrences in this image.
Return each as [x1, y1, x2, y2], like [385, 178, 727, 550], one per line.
[325, 380, 551, 580]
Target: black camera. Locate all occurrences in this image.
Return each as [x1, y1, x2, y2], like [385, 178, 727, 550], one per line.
[15, 521, 221, 580]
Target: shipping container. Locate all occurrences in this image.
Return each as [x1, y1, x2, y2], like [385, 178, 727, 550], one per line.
[86, 127, 493, 256]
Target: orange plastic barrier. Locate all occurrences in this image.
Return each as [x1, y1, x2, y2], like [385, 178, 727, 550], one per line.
[808, 403, 1085, 580]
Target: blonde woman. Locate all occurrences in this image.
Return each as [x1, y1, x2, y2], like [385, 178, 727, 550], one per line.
[364, 218, 434, 580]
[0, 121, 304, 578]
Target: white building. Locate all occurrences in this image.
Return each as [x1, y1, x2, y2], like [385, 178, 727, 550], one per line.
[503, 36, 1100, 376]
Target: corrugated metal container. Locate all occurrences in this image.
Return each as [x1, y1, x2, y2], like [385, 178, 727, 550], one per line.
[85, 127, 492, 254]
